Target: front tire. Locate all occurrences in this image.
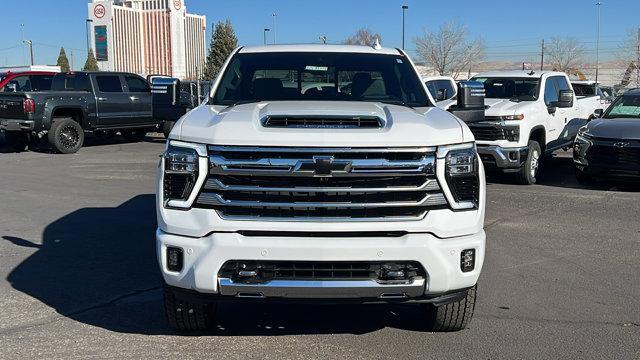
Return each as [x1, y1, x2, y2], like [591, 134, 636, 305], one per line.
[516, 140, 541, 185]
[47, 118, 84, 154]
[423, 285, 477, 332]
[164, 285, 216, 331]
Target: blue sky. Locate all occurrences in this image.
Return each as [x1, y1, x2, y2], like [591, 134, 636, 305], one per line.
[1, 0, 638, 69]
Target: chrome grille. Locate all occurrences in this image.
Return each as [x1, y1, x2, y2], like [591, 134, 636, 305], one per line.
[195, 146, 447, 220]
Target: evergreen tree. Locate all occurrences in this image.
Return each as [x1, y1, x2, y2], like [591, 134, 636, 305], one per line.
[82, 50, 100, 71]
[57, 47, 70, 73]
[203, 20, 238, 80]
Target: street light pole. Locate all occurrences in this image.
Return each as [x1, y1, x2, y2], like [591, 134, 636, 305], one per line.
[263, 28, 270, 45]
[272, 13, 277, 44]
[402, 5, 408, 50]
[595, 2, 601, 87]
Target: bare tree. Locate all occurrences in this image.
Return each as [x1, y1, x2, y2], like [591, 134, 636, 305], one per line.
[343, 27, 382, 46]
[413, 21, 485, 78]
[616, 29, 640, 87]
[546, 37, 585, 73]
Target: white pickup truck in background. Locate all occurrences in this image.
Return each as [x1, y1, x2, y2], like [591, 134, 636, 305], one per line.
[571, 80, 610, 116]
[455, 70, 604, 184]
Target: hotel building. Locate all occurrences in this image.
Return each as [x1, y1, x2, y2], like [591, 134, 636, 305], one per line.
[88, 0, 206, 80]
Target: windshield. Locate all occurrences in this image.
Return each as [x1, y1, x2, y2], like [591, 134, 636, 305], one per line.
[211, 52, 430, 107]
[603, 94, 640, 119]
[471, 77, 540, 101]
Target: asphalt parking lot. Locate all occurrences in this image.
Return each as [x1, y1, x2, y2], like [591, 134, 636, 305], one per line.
[0, 135, 638, 360]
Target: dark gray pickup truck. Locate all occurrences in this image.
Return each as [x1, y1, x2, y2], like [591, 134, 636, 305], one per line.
[0, 71, 158, 153]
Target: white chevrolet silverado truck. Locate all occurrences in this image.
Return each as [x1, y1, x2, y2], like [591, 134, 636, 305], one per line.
[464, 70, 600, 184]
[156, 44, 486, 332]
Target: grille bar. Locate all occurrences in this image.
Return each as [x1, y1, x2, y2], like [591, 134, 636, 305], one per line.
[209, 155, 436, 177]
[197, 192, 447, 209]
[203, 177, 441, 192]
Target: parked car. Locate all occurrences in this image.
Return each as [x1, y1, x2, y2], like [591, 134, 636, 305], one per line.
[0, 71, 157, 153]
[460, 70, 603, 184]
[157, 44, 486, 332]
[423, 75, 457, 104]
[573, 88, 640, 182]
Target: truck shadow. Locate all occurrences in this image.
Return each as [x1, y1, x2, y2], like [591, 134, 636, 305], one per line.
[5, 194, 428, 336]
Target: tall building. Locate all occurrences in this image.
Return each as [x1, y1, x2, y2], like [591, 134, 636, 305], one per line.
[88, 0, 206, 80]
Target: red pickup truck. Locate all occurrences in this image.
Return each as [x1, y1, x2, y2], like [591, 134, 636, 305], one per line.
[0, 71, 56, 93]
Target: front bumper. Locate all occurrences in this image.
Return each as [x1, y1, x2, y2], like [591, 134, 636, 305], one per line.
[0, 119, 35, 132]
[157, 228, 485, 298]
[477, 144, 528, 170]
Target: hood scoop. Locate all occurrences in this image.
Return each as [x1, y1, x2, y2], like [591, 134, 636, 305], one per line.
[261, 115, 385, 129]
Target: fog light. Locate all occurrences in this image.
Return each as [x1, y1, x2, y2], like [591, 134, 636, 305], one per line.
[460, 249, 475, 272]
[166, 246, 183, 272]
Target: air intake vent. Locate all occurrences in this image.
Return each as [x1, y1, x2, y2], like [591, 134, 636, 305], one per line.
[262, 115, 384, 129]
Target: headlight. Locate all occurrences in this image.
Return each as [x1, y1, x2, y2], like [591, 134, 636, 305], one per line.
[577, 125, 591, 138]
[437, 143, 479, 209]
[500, 114, 524, 120]
[573, 126, 592, 158]
[163, 140, 207, 208]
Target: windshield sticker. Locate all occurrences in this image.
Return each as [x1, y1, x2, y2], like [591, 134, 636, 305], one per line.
[305, 65, 328, 71]
[396, 59, 403, 63]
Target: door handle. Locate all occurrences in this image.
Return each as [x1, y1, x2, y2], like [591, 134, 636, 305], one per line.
[97, 97, 107, 102]
[129, 96, 139, 102]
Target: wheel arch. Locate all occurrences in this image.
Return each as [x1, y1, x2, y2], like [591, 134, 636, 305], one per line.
[528, 126, 546, 153]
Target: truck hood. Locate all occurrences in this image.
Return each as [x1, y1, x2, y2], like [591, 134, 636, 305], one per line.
[585, 118, 640, 140]
[175, 101, 467, 147]
[483, 98, 536, 117]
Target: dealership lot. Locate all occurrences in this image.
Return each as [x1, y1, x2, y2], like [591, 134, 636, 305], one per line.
[0, 136, 638, 359]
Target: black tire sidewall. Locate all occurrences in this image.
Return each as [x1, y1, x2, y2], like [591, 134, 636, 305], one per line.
[518, 141, 541, 185]
[48, 118, 84, 154]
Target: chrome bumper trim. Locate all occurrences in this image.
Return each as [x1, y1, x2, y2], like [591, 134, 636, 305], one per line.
[218, 278, 426, 298]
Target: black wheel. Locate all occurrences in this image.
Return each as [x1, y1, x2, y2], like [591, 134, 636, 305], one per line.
[423, 285, 477, 332]
[164, 285, 215, 331]
[47, 118, 84, 154]
[122, 129, 147, 142]
[575, 167, 594, 185]
[162, 121, 176, 139]
[516, 140, 542, 185]
[4, 132, 30, 152]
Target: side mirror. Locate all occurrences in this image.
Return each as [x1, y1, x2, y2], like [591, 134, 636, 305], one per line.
[436, 88, 447, 102]
[6, 83, 17, 92]
[547, 106, 557, 115]
[593, 108, 603, 118]
[556, 89, 574, 108]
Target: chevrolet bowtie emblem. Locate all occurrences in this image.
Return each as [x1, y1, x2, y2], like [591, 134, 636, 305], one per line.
[297, 156, 352, 176]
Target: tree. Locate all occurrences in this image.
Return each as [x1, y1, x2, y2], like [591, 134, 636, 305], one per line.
[82, 50, 99, 71]
[546, 37, 585, 73]
[414, 21, 485, 78]
[616, 28, 640, 87]
[203, 20, 238, 80]
[57, 47, 70, 73]
[343, 28, 382, 46]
